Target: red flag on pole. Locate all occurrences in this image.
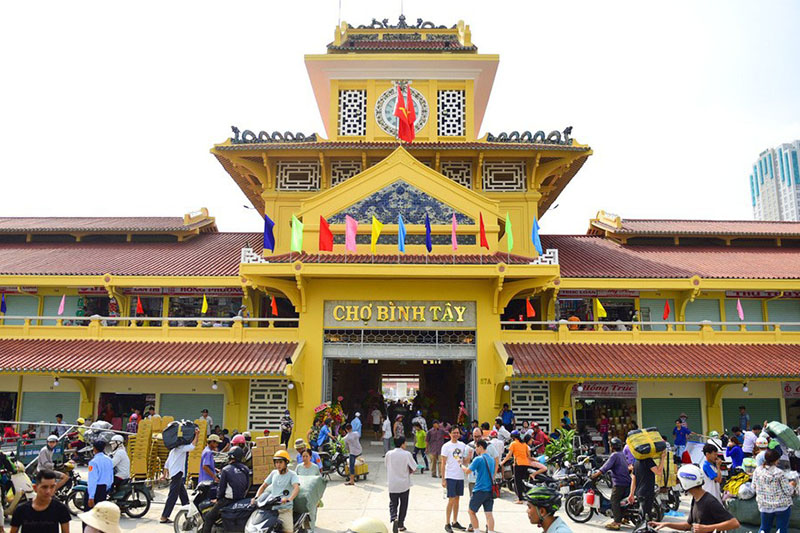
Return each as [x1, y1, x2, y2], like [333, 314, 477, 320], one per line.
[270, 296, 278, 316]
[662, 299, 671, 321]
[319, 216, 333, 252]
[526, 298, 536, 318]
[135, 296, 144, 315]
[393, 86, 414, 143]
[479, 213, 489, 250]
[405, 85, 416, 143]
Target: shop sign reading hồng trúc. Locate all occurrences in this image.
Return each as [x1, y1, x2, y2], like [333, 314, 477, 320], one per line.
[572, 381, 637, 398]
[324, 301, 476, 328]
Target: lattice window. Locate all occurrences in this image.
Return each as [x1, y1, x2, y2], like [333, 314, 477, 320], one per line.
[511, 380, 551, 433]
[438, 90, 466, 137]
[330, 160, 362, 187]
[441, 161, 472, 188]
[248, 379, 289, 431]
[276, 160, 321, 191]
[338, 89, 367, 136]
[482, 161, 526, 191]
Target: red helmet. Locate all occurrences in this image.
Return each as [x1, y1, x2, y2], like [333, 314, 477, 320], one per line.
[231, 434, 246, 445]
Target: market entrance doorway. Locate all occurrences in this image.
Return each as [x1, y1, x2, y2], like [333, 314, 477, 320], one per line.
[97, 392, 155, 430]
[328, 359, 471, 433]
[0, 392, 17, 421]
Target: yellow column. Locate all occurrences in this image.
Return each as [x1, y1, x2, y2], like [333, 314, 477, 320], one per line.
[549, 381, 576, 431]
[222, 379, 250, 431]
[705, 382, 730, 434]
[77, 377, 97, 420]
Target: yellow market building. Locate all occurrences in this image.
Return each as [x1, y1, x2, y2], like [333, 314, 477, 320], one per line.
[1, 18, 800, 445]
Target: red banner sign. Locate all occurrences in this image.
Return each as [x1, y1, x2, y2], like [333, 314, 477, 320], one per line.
[314, 402, 331, 413]
[572, 381, 637, 398]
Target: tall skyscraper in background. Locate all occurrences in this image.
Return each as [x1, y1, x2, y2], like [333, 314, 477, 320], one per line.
[751, 140, 800, 220]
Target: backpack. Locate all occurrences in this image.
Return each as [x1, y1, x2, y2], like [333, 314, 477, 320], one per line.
[162, 420, 198, 450]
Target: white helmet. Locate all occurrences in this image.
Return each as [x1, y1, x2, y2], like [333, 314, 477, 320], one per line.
[47, 435, 59, 442]
[677, 464, 704, 491]
[345, 517, 388, 533]
[111, 435, 124, 443]
[755, 436, 769, 448]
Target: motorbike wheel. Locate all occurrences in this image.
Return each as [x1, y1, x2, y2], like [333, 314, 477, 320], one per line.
[565, 494, 594, 523]
[173, 510, 200, 533]
[336, 460, 348, 479]
[67, 491, 88, 515]
[669, 492, 681, 511]
[123, 488, 152, 518]
[648, 500, 664, 522]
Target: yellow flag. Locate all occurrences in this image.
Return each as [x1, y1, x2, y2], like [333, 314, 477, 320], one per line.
[370, 216, 383, 254]
[596, 299, 607, 319]
[201, 294, 209, 314]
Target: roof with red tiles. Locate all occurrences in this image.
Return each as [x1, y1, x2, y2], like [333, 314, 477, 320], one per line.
[263, 251, 538, 265]
[0, 338, 295, 376]
[0, 217, 216, 233]
[540, 235, 800, 279]
[592, 218, 800, 237]
[328, 40, 477, 52]
[0, 232, 262, 276]
[506, 342, 800, 379]
[215, 141, 590, 153]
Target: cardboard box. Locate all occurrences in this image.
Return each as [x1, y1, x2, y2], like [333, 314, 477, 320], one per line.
[252, 454, 268, 467]
[255, 437, 269, 448]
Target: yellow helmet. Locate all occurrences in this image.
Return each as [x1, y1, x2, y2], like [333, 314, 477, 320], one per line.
[76, 417, 85, 425]
[345, 517, 388, 533]
[273, 450, 291, 462]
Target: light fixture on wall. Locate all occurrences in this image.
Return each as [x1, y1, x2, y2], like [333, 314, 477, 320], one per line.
[288, 382, 295, 390]
[503, 383, 510, 391]
[53, 376, 60, 387]
[577, 382, 584, 392]
[211, 380, 218, 390]
[742, 382, 749, 392]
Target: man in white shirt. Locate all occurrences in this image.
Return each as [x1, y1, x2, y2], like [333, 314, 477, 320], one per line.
[441, 426, 468, 532]
[386, 436, 418, 533]
[371, 407, 383, 440]
[200, 409, 213, 435]
[742, 427, 757, 457]
[493, 418, 511, 443]
[489, 431, 504, 461]
[159, 427, 199, 523]
[382, 415, 393, 457]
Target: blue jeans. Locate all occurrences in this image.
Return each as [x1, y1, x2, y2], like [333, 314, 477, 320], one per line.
[760, 507, 792, 533]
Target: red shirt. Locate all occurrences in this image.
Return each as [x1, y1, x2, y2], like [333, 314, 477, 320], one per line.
[599, 418, 610, 434]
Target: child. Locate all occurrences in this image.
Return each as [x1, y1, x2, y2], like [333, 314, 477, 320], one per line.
[412, 422, 428, 473]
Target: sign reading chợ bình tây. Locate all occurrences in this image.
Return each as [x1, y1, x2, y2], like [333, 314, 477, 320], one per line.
[572, 381, 637, 398]
[324, 301, 476, 328]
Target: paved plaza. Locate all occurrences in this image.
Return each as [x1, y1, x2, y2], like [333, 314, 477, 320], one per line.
[58, 440, 693, 532]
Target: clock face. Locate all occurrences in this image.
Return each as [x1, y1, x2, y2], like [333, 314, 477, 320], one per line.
[375, 87, 429, 136]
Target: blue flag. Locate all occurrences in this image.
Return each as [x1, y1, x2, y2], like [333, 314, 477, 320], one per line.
[531, 216, 543, 255]
[0, 294, 5, 314]
[398, 215, 407, 253]
[263, 214, 276, 252]
[425, 214, 433, 253]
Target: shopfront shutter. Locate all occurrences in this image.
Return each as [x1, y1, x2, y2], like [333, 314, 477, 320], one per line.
[767, 300, 800, 331]
[160, 394, 224, 429]
[723, 299, 763, 331]
[685, 299, 722, 331]
[723, 398, 781, 431]
[22, 392, 79, 425]
[641, 398, 703, 439]
[3, 295, 40, 325]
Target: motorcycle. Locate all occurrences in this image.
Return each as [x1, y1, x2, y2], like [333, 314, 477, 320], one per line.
[318, 437, 347, 479]
[657, 485, 681, 513]
[67, 479, 152, 518]
[245, 490, 311, 533]
[2, 460, 35, 517]
[564, 477, 663, 525]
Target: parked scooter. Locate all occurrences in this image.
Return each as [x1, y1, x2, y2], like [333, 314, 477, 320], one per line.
[657, 484, 681, 513]
[174, 481, 270, 533]
[2, 460, 35, 517]
[318, 437, 347, 479]
[244, 490, 311, 533]
[67, 478, 152, 518]
[564, 476, 663, 525]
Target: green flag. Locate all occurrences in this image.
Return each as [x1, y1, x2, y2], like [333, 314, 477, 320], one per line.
[290, 215, 304, 252]
[505, 213, 513, 252]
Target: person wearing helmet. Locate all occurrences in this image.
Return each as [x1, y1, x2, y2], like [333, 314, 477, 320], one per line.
[294, 438, 322, 469]
[201, 446, 250, 533]
[88, 439, 114, 509]
[254, 450, 300, 533]
[591, 437, 631, 530]
[37, 435, 60, 473]
[109, 434, 130, 489]
[280, 409, 294, 448]
[649, 464, 739, 532]
[411, 410, 427, 432]
[231, 433, 246, 448]
[125, 413, 138, 435]
[501, 430, 543, 505]
[524, 486, 571, 533]
[754, 436, 771, 467]
[345, 516, 389, 533]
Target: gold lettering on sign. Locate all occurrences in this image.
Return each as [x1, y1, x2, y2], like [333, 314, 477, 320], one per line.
[333, 305, 346, 321]
[429, 305, 442, 320]
[454, 305, 466, 322]
[411, 306, 425, 322]
[397, 306, 410, 321]
[345, 306, 359, 321]
[377, 306, 390, 321]
[330, 301, 471, 324]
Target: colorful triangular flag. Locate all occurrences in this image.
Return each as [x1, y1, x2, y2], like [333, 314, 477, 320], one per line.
[345, 215, 358, 253]
[370, 216, 383, 254]
[319, 216, 333, 252]
[135, 296, 144, 315]
[504, 213, 514, 252]
[531, 216, 543, 256]
[263, 214, 276, 253]
[0, 294, 6, 314]
[201, 294, 209, 314]
[526, 298, 536, 318]
[398, 215, 407, 253]
[290, 215, 304, 253]
[451, 213, 458, 251]
[270, 295, 278, 316]
[479, 213, 489, 250]
[424, 214, 432, 253]
[736, 298, 744, 321]
[597, 299, 607, 319]
[662, 299, 671, 321]
[57, 294, 66, 316]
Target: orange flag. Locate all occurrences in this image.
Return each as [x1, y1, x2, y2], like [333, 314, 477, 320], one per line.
[270, 296, 279, 316]
[135, 296, 144, 315]
[479, 213, 489, 250]
[526, 298, 536, 318]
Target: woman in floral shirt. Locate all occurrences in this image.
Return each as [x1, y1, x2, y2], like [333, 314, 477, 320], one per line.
[752, 448, 797, 533]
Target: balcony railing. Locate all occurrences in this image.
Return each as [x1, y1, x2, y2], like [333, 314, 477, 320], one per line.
[0, 315, 299, 342]
[500, 319, 800, 343]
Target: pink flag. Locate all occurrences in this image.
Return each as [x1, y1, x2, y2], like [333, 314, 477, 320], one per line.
[57, 294, 66, 315]
[451, 213, 458, 250]
[345, 215, 358, 253]
[736, 298, 744, 320]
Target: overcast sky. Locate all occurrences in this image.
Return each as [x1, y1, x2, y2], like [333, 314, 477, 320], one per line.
[2, 1, 798, 234]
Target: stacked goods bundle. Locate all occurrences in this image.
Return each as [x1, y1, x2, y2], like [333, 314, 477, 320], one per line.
[147, 416, 175, 480]
[252, 435, 284, 483]
[129, 418, 153, 478]
[187, 419, 208, 479]
[626, 427, 667, 460]
[655, 451, 676, 487]
[346, 456, 368, 477]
